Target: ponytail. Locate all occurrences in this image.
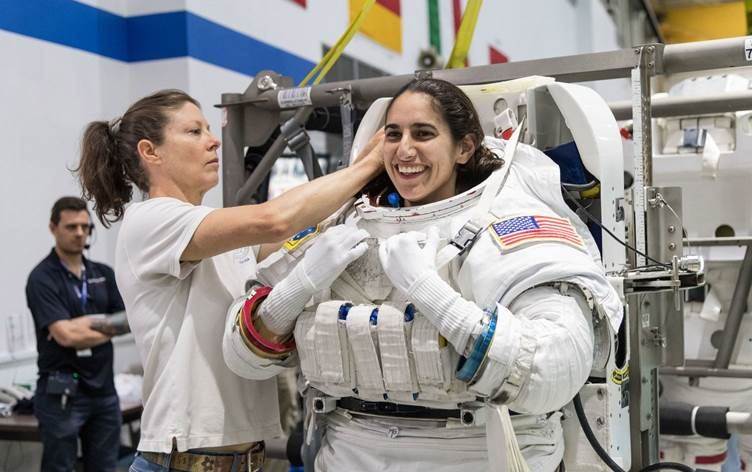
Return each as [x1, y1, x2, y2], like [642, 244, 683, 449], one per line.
[75, 89, 199, 226]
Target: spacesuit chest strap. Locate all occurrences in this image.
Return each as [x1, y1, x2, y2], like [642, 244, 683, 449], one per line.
[436, 121, 524, 270]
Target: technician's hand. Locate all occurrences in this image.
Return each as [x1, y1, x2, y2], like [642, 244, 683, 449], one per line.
[379, 226, 440, 296]
[354, 129, 385, 171]
[259, 224, 369, 335]
[295, 224, 370, 293]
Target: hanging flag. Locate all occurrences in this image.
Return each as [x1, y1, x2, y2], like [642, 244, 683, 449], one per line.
[489, 46, 508, 64]
[350, 0, 402, 52]
[289, 0, 307, 6]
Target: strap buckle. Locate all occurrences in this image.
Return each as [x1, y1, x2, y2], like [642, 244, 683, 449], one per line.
[449, 218, 485, 255]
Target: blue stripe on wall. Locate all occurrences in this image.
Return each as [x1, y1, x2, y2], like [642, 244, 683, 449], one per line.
[185, 13, 313, 81]
[0, 0, 129, 60]
[0, 0, 315, 81]
[128, 12, 188, 61]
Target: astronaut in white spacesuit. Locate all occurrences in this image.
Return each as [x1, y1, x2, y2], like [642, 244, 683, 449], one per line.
[223, 78, 623, 471]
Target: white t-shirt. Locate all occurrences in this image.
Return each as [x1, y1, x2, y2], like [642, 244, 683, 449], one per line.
[115, 197, 281, 453]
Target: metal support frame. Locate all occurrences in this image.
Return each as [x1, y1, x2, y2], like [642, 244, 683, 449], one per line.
[627, 43, 663, 470]
[219, 37, 752, 207]
[659, 238, 752, 379]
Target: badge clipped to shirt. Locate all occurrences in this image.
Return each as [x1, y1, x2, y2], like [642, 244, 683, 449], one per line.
[76, 348, 93, 357]
[488, 215, 586, 252]
[283, 225, 320, 253]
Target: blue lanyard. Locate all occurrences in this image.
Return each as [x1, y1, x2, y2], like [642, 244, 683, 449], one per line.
[72, 270, 89, 311]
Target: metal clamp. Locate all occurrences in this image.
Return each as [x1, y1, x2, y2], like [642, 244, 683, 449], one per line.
[312, 396, 337, 414]
[280, 120, 309, 152]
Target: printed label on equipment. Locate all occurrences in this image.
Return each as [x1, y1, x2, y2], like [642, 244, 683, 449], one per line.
[746, 38, 752, 61]
[278, 87, 312, 108]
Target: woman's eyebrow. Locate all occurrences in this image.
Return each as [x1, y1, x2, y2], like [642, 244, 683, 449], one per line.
[411, 122, 438, 130]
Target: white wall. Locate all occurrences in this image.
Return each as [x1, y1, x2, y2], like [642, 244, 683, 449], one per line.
[0, 1, 625, 469]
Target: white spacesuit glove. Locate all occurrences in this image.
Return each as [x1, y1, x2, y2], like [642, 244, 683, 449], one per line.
[379, 227, 484, 352]
[259, 224, 370, 335]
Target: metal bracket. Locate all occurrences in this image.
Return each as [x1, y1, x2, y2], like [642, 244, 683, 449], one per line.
[414, 69, 434, 80]
[339, 88, 354, 169]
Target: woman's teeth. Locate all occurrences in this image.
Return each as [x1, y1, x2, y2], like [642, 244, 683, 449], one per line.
[398, 165, 426, 174]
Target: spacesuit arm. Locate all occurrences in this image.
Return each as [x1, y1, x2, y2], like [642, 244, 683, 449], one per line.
[222, 293, 299, 380]
[470, 285, 594, 414]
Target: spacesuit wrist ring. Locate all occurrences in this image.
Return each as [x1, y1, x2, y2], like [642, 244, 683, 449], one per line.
[456, 311, 497, 382]
[240, 286, 296, 354]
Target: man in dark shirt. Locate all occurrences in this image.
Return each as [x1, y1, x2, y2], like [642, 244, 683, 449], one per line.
[26, 196, 129, 472]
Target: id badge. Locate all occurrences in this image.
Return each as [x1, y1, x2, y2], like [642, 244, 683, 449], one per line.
[76, 348, 93, 357]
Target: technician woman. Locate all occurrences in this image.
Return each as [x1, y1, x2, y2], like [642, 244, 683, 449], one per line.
[77, 89, 383, 471]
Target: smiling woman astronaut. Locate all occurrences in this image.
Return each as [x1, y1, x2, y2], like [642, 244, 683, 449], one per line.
[223, 78, 623, 472]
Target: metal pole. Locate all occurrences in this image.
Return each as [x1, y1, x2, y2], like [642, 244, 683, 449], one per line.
[610, 90, 752, 121]
[714, 247, 752, 369]
[221, 93, 246, 207]
[629, 44, 662, 471]
[247, 48, 645, 110]
[662, 37, 752, 75]
[661, 366, 752, 379]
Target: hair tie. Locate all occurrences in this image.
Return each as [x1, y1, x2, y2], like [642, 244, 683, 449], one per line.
[109, 117, 121, 135]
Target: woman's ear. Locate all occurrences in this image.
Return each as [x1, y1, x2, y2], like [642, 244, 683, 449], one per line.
[456, 135, 475, 165]
[137, 139, 160, 165]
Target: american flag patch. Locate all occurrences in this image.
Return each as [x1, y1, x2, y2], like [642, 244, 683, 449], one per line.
[489, 215, 585, 251]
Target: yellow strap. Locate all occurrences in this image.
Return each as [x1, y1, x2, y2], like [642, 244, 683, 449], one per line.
[446, 0, 483, 69]
[299, 0, 377, 86]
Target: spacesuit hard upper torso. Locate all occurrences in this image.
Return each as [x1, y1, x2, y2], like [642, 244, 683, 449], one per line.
[256, 138, 623, 471]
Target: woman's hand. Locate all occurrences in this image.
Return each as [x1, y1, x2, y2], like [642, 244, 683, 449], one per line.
[378, 226, 439, 296]
[258, 224, 369, 335]
[354, 129, 385, 171]
[296, 224, 370, 293]
[379, 226, 483, 352]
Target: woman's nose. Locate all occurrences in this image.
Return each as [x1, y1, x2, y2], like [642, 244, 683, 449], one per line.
[208, 132, 221, 150]
[397, 136, 415, 160]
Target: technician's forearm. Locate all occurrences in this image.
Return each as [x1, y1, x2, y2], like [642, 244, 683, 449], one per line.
[265, 158, 381, 237]
[52, 317, 112, 349]
[88, 311, 130, 336]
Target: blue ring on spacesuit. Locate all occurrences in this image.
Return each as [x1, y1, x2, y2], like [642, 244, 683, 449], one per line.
[338, 303, 353, 320]
[456, 313, 497, 382]
[369, 308, 379, 325]
[404, 304, 415, 322]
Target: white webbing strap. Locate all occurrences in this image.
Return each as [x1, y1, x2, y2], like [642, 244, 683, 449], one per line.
[486, 404, 530, 472]
[346, 305, 386, 394]
[435, 120, 526, 270]
[295, 312, 321, 382]
[376, 304, 416, 393]
[313, 301, 347, 383]
[411, 316, 448, 389]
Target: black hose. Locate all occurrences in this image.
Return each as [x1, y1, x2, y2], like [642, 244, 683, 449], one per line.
[640, 463, 696, 472]
[573, 393, 626, 472]
[573, 393, 696, 472]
